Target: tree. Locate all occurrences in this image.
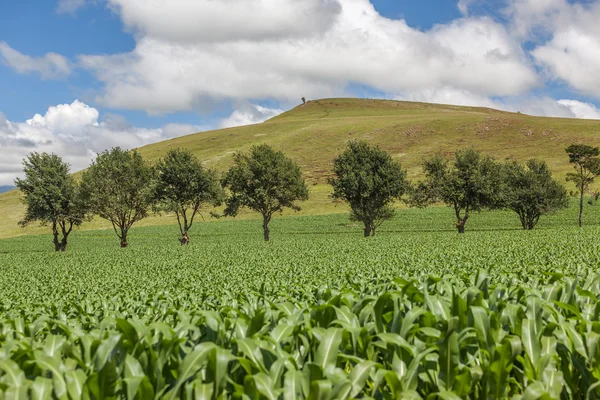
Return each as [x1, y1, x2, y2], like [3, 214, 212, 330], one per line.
[329, 141, 407, 237]
[222, 144, 309, 241]
[411, 148, 502, 233]
[501, 159, 568, 230]
[565, 144, 600, 227]
[155, 149, 224, 244]
[80, 148, 155, 248]
[14, 152, 87, 251]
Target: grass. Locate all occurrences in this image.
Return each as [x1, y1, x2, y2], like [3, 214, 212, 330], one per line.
[1, 97, 598, 238]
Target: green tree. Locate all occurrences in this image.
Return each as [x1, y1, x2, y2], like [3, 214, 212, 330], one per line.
[565, 144, 600, 227]
[155, 149, 224, 245]
[411, 148, 501, 233]
[80, 148, 155, 248]
[14, 152, 87, 251]
[222, 144, 309, 241]
[501, 159, 568, 230]
[329, 141, 407, 237]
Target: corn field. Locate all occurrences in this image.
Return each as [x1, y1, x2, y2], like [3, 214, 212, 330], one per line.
[1, 211, 600, 398]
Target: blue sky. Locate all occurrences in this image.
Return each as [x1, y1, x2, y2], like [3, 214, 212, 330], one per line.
[1, 0, 600, 184]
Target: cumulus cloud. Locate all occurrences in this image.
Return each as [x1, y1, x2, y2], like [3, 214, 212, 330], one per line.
[533, 29, 600, 98]
[0, 42, 71, 79]
[557, 99, 600, 120]
[78, 0, 538, 114]
[220, 104, 284, 128]
[504, 0, 600, 99]
[395, 87, 498, 108]
[109, 0, 342, 43]
[0, 100, 206, 186]
[394, 86, 599, 119]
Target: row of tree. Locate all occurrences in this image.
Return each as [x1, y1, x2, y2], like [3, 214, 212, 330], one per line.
[15, 142, 600, 250]
[332, 142, 600, 236]
[15, 145, 307, 250]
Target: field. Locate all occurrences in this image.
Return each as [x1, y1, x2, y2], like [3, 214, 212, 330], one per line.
[1, 204, 600, 398]
[1, 98, 600, 238]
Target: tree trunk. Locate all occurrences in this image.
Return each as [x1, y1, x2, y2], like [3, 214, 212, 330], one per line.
[59, 237, 68, 251]
[120, 228, 128, 248]
[177, 212, 191, 245]
[363, 221, 371, 237]
[456, 217, 467, 234]
[455, 206, 468, 234]
[53, 234, 61, 251]
[180, 231, 189, 245]
[52, 221, 61, 252]
[579, 189, 584, 228]
[263, 215, 271, 242]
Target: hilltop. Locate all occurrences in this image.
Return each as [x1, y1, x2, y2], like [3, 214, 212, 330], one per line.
[1, 98, 598, 238]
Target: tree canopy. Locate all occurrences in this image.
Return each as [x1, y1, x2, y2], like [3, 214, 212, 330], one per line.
[80, 148, 155, 247]
[222, 144, 309, 241]
[329, 140, 407, 237]
[501, 159, 568, 230]
[154, 149, 224, 244]
[15, 152, 87, 251]
[411, 148, 502, 233]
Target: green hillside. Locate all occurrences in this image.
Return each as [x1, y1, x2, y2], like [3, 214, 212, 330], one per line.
[1, 97, 599, 238]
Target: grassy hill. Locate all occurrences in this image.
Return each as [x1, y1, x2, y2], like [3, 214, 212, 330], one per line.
[1, 97, 599, 238]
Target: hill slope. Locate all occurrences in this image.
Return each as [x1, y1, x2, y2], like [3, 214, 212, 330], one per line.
[1, 98, 599, 238]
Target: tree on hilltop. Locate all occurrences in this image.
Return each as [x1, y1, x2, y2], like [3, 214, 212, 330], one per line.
[15, 152, 88, 251]
[329, 141, 407, 237]
[221, 144, 308, 241]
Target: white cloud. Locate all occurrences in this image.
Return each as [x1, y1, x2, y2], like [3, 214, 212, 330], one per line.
[0, 42, 71, 79]
[504, 0, 600, 99]
[79, 0, 538, 114]
[533, 29, 600, 98]
[557, 99, 600, 120]
[220, 104, 284, 128]
[505, 0, 567, 39]
[395, 87, 498, 108]
[394, 86, 599, 119]
[0, 100, 206, 186]
[57, 0, 86, 14]
[109, 0, 342, 43]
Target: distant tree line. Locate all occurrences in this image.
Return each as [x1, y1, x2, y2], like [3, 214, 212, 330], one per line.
[15, 141, 600, 250]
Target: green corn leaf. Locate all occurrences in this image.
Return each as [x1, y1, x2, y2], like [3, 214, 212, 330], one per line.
[438, 330, 459, 391]
[93, 333, 121, 371]
[307, 380, 332, 400]
[31, 377, 53, 400]
[284, 370, 303, 400]
[163, 342, 217, 399]
[65, 370, 86, 400]
[249, 373, 278, 400]
[522, 318, 541, 367]
[32, 352, 68, 400]
[348, 360, 375, 397]
[315, 328, 342, 373]
[193, 381, 214, 400]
